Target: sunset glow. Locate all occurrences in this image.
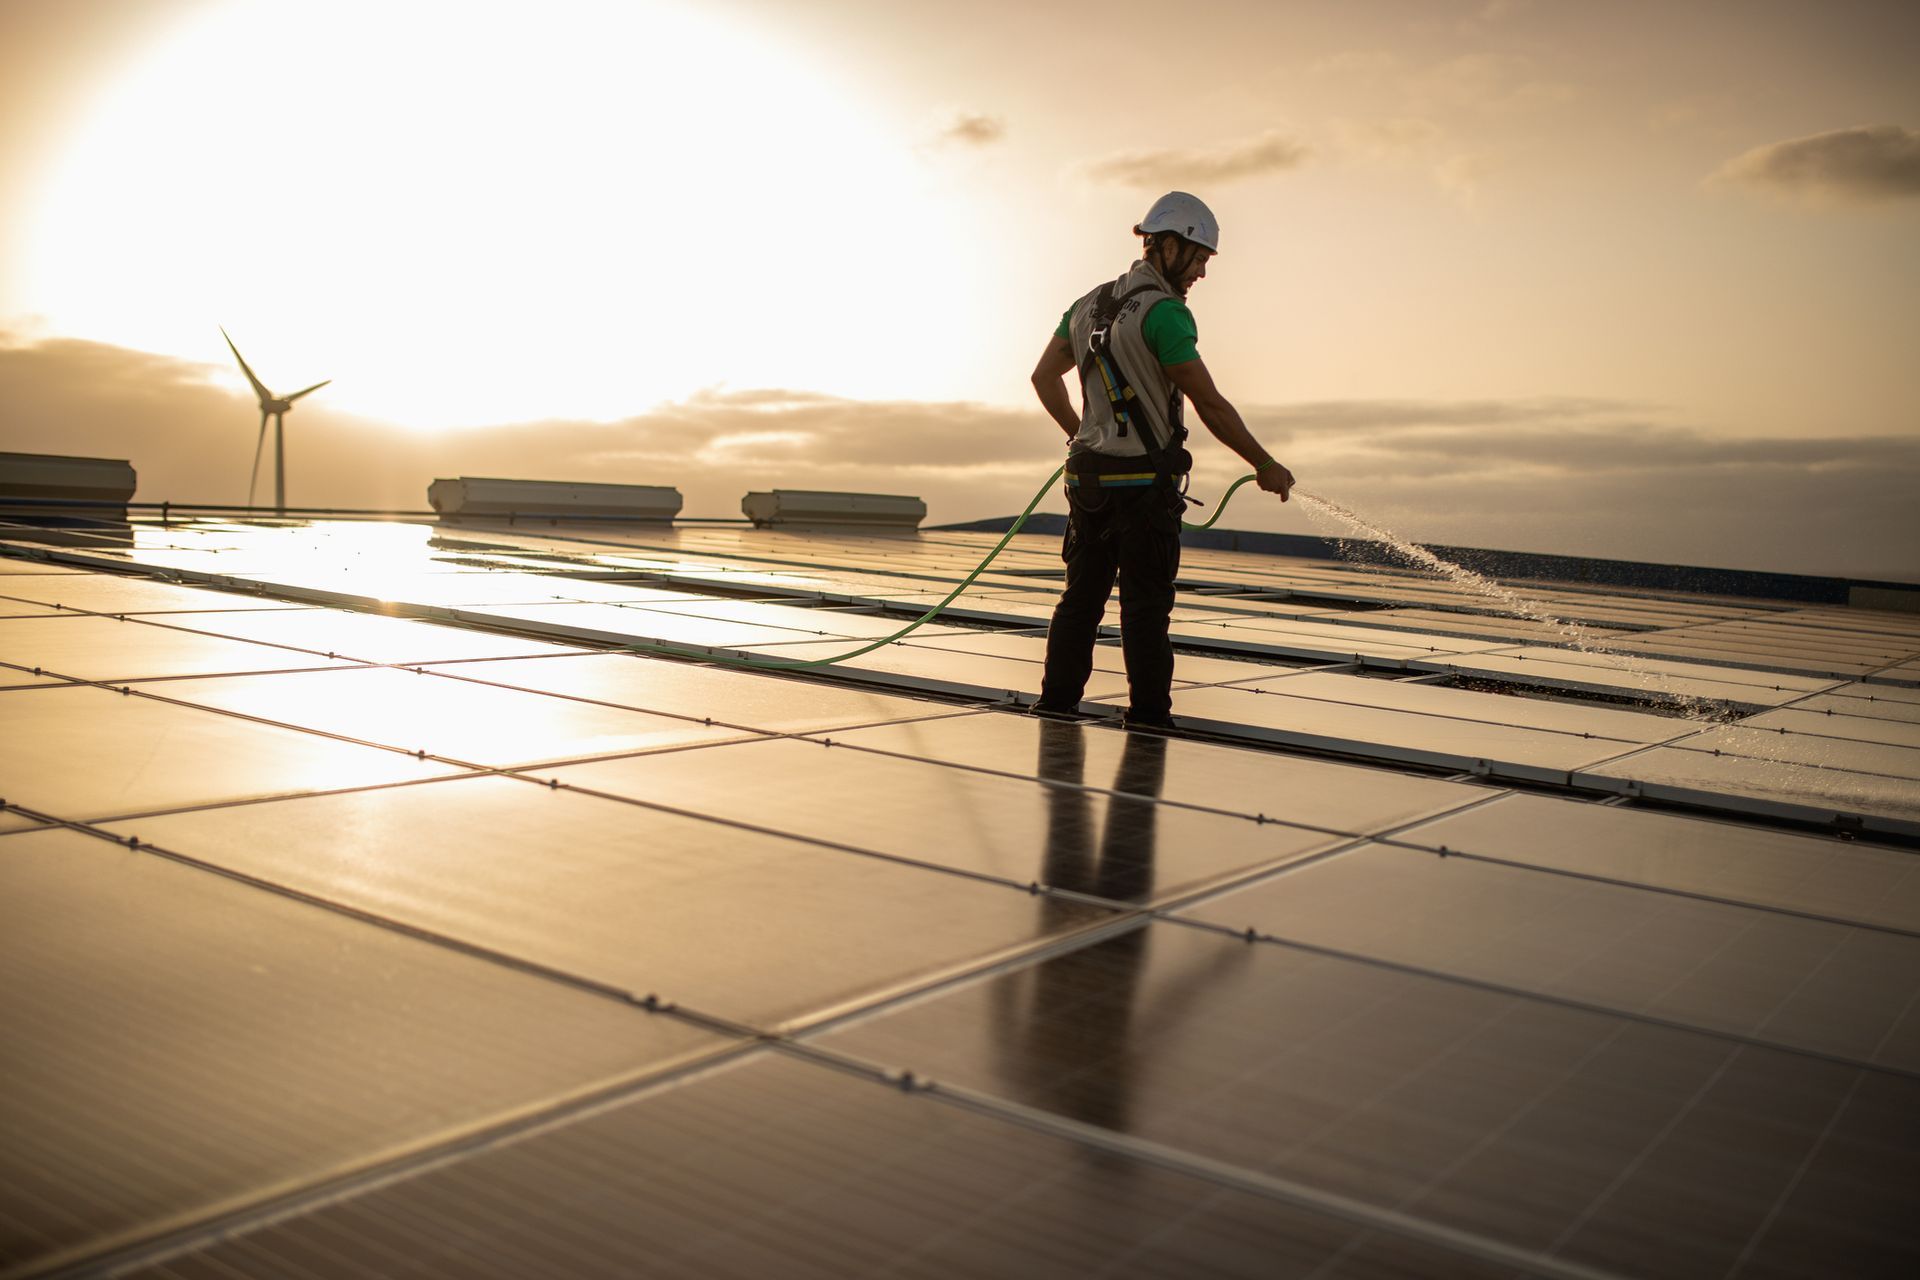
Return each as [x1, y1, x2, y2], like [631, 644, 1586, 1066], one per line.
[1, 0, 1913, 577]
[20, 0, 981, 426]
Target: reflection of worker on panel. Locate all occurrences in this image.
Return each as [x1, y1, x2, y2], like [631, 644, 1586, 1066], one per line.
[991, 721, 1167, 1137]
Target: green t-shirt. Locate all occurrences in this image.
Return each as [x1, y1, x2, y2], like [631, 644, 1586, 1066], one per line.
[1056, 297, 1199, 366]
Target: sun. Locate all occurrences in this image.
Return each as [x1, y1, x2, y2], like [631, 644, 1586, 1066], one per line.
[19, 0, 979, 428]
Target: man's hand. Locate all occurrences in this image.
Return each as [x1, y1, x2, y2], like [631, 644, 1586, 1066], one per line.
[1256, 460, 1295, 500]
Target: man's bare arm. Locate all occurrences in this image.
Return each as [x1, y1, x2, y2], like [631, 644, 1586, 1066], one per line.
[1031, 335, 1079, 439]
[1163, 357, 1293, 499]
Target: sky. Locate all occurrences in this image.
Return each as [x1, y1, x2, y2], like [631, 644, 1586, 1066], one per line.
[1, 0, 1916, 580]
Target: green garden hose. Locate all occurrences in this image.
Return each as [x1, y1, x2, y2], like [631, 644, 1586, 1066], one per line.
[628, 467, 1260, 670]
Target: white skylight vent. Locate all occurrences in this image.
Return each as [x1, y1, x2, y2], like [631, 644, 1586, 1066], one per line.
[428, 477, 682, 521]
[0, 451, 137, 517]
[741, 489, 926, 531]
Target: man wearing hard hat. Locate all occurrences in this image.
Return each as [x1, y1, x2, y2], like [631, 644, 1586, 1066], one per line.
[1029, 191, 1295, 730]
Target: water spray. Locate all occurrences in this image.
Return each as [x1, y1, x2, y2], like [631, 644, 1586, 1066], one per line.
[625, 468, 1738, 723]
[1290, 492, 1735, 721]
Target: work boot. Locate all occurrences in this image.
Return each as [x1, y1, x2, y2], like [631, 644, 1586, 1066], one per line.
[1027, 700, 1082, 722]
[1120, 711, 1177, 733]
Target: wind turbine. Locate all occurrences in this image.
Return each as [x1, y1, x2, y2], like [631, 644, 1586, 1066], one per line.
[220, 327, 330, 515]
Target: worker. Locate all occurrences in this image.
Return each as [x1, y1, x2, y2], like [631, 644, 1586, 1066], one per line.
[1028, 191, 1294, 730]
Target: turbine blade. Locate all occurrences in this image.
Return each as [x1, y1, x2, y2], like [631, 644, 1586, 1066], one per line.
[220, 327, 273, 403]
[247, 412, 269, 508]
[285, 379, 331, 403]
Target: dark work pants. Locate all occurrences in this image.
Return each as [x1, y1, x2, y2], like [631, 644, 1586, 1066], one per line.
[1037, 483, 1183, 720]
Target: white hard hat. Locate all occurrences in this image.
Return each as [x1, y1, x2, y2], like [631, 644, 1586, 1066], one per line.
[1134, 191, 1219, 252]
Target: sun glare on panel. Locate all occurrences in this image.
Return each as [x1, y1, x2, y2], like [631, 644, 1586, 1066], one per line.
[23, 0, 966, 428]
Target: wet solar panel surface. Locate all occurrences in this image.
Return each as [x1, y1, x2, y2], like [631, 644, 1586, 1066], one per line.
[148, 665, 754, 767]
[821, 921, 1920, 1280]
[118, 1050, 1525, 1280]
[101, 773, 1122, 1029]
[4, 515, 1918, 1277]
[543, 735, 1347, 905]
[0, 682, 466, 827]
[0, 826, 731, 1275]
[0, 612, 360, 682]
[1175, 842, 1920, 1069]
[1396, 793, 1920, 932]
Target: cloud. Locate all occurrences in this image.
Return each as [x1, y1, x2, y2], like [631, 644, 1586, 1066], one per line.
[1310, 50, 1569, 118]
[1711, 125, 1920, 203]
[1250, 397, 1645, 434]
[1475, 0, 1532, 21]
[1311, 51, 1570, 205]
[3, 334, 1914, 581]
[1307, 49, 1403, 83]
[1337, 117, 1445, 158]
[1233, 399, 1920, 579]
[1332, 116, 1489, 206]
[930, 112, 1006, 148]
[1413, 53, 1573, 115]
[1255, 401, 1914, 476]
[1432, 152, 1493, 206]
[1645, 93, 1739, 136]
[1246, 394, 1903, 458]
[637, 387, 1057, 472]
[1080, 130, 1309, 189]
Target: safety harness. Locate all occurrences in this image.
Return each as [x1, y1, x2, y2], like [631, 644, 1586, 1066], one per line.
[1073, 280, 1194, 494]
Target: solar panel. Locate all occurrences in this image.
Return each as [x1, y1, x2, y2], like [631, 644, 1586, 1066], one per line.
[0, 561, 86, 575]
[1206, 670, 1689, 741]
[439, 652, 973, 736]
[0, 826, 732, 1275]
[1576, 746, 1920, 833]
[683, 637, 1144, 703]
[147, 665, 753, 769]
[1165, 683, 1649, 782]
[1680, 724, 1920, 779]
[1175, 841, 1920, 1068]
[1395, 792, 1920, 932]
[605, 596, 977, 642]
[0, 663, 66, 690]
[1171, 613, 1508, 662]
[110, 1050, 1531, 1280]
[0, 574, 304, 614]
[4, 513, 1919, 1276]
[1742, 707, 1920, 750]
[1424, 645, 1843, 700]
[818, 712, 1474, 835]
[144, 606, 589, 665]
[543, 736, 1345, 906]
[0, 682, 462, 824]
[1363, 607, 1633, 643]
[101, 774, 1121, 1029]
[0, 613, 360, 682]
[1831, 680, 1920, 705]
[819, 921, 1920, 1279]
[896, 630, 1276, 687]
[456, 600, 842, 649]
[1794, 691, 1920, 724]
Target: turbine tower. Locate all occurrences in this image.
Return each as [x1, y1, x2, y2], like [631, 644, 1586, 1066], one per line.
[220, 328, 330, 515]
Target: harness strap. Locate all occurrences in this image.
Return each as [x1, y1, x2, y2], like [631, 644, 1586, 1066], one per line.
[1078, 281, 1161, 438]
[1074, 279, 1191, 487]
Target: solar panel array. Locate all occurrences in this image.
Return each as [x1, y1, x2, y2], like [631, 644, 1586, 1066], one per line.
[2, 513, 1918, 1278]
